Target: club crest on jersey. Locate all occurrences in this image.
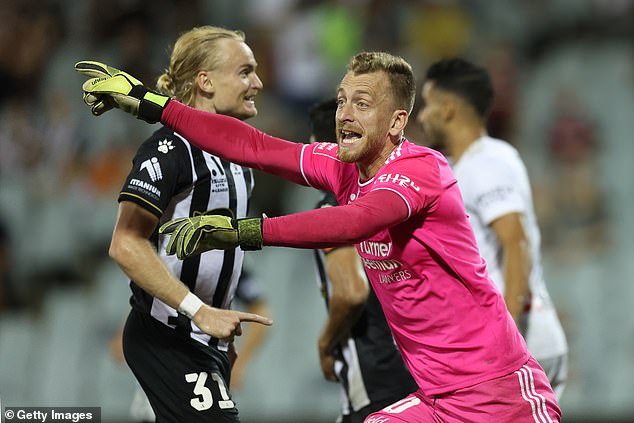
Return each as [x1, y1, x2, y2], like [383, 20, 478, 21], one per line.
[157, 139, 174, 154]
[376, 173, 420, 192]
[140, 157, 163, 182]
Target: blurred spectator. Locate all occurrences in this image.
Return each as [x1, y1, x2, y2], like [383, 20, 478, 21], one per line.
[272, 0, 362, 114]
[483, 42, 520, 141]
[534, 90, 609, 255]
[0, 0, 65, 103]
[402, 1, 472, 64]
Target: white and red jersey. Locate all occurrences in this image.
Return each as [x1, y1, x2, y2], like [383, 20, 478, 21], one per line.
[162, 101, 530, 395]
[452, 136, 568, 360]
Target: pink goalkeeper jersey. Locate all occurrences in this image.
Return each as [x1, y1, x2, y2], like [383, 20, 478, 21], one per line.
[301, 140, 529, 395]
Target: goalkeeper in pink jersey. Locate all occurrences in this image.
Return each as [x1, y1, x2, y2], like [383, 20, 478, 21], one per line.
[77, 51, 560, 422]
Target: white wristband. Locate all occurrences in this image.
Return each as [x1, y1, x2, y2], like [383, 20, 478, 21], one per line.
[178, 292, 204, 319]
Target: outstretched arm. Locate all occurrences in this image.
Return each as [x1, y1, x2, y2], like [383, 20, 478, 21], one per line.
[76, 61, 310, 186]
[160, 189, 411, 258]
[164, 102, 309, 186]
[263, 189, 410, 249]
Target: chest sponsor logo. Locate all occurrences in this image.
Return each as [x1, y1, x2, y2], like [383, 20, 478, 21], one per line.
[376, 173, 420, 192]
[140, 157, 162, 182]
[360, 258, 412, 284]
[359, 240, 391, 257]
[211, 177, 229, 193]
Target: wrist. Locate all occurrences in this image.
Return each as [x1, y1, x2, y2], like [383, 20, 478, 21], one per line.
[237, 218, 263, 250]
[178, 292, 204, 319]
[134, 86, 170, 124]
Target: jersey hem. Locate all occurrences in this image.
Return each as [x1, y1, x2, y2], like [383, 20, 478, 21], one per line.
[420, 352, 530, 396]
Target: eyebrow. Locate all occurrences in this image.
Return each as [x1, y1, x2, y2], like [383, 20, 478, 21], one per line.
[336, 88, 373, 97]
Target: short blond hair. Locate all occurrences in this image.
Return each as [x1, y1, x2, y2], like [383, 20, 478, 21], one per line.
[347, 52, 416, 114]
[156, 26, 245, 106]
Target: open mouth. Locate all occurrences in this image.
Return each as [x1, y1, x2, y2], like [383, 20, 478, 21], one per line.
[244, 94, 256, 105]
[340, 129, 362, 145]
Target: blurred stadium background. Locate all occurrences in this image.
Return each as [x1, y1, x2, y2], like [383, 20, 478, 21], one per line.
[0, 0, 632, 422]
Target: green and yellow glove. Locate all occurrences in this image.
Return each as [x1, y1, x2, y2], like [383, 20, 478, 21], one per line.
[159, 209, 263, 259]
[75, 60, 170, 123]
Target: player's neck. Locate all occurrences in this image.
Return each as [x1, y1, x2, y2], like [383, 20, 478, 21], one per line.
[448, 122, 487, 164]
[358, 137, 403, 181]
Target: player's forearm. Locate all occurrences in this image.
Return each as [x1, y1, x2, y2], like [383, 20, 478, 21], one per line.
[109, 234, 190, 310]
[321, 249, 369, 351]
[162, 101, 307, 185]
[320, 300, 365, 352]
[263, 190, 409, 248]
[503, 242, 531, 322]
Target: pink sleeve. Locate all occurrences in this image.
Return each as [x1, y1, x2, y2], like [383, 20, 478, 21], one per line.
[299, 142, 348, 193]
[262, 189, 409, 249]
[162, 100, 309, 185]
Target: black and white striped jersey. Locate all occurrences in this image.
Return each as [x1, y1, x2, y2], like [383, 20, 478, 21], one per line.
[314, 192, 417, 415]
[119, 126, 254, 350]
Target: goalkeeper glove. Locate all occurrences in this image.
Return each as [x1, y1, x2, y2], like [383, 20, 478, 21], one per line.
[159, 209, 263, 259]
[75, 60, 170, 124]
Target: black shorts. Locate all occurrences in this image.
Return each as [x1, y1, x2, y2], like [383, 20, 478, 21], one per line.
[123, 309, 240, 423]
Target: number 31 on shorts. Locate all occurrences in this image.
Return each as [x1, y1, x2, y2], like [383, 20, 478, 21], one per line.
[185, 371, 235, 411]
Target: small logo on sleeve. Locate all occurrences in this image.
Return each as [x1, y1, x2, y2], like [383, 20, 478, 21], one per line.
[157, 139, 174, 154]
[140, 157, 163, 182]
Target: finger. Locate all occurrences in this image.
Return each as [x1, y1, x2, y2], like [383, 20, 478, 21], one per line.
[175, 227, 189, 260]
[91, 100, 113, 116]
[75, 61, 110, 78]
[237, 312, 273, 326]
[165, 223, 189, 256]
[184, 226, 203, 257]
[176, 223, 196, 260]
[164, 221, 190, 256]
[83, 92, 101, 106]
[82, 77, 110, 93]
[159, 218, 188, 235]
[164, 233, 178, 256]
[75, 60, 121, 78]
